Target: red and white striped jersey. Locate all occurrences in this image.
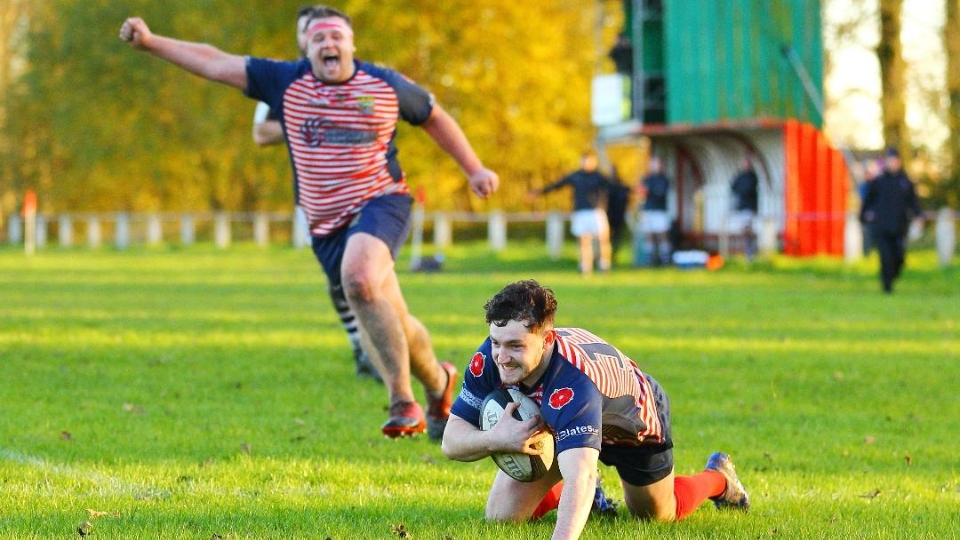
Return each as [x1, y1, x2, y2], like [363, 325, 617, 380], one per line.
[246, 58, 434, 237]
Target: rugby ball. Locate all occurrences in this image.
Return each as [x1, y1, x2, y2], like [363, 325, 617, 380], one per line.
[480, 388, 556, 482]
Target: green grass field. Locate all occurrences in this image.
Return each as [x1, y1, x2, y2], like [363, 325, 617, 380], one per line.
[1, 242, 957, 539]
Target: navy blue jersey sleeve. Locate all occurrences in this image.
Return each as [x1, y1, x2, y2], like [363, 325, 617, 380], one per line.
[541, 174, 573, 195]
[541, 357, 604, 453]
[245, 57, 310, 112]
[450, 339, 501, 428]
[358, 61, 435, 126]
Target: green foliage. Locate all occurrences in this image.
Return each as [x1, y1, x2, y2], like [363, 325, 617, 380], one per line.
[2, 1, 604, 216]
[0, 244, 957, 538]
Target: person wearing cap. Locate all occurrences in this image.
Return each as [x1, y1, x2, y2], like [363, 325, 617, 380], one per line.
[119, 6, 500, 438]
[859, 147, 923, 293]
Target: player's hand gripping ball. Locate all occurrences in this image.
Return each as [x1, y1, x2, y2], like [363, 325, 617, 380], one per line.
[480, 388, 556, 482]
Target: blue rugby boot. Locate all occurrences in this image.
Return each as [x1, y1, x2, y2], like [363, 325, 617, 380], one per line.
[591, 475, 618, 516]
[705, 452, 750, 511]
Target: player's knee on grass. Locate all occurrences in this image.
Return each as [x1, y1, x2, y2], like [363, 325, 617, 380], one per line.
[622, 475, 677, 522]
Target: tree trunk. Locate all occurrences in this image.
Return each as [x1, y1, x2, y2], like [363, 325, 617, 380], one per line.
[876, 0, 910, 158]
[0, 0, 26, 221]
[945, 0, 960, 207]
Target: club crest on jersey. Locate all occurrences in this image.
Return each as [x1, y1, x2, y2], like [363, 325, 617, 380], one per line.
[357, 96, 375, 115]
[469, 352, 485, 377]
[548, 387, 574, 410]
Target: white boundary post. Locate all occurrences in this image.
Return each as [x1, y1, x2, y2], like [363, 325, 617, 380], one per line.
[935, 207, 956, 268]
[181, 214, 195, 246]
[215, 212, 231, 249]
[87, 216, 102, 248]
[254, 212, 269, 246]
[147, 214, 163, 245]
[409, 204, 424, 269]
[488, 210, 506, 251]
[546, 212, 564, 260]
[59, 215, 73, 248]
[115, 213, 130, 250]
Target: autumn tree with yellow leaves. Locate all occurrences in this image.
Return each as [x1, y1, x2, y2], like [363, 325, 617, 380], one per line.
[1, 0, 616, 219]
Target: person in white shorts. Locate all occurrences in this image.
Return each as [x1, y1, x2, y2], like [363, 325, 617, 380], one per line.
[530, 153, 613, 274]
[638, 156, 672, 266]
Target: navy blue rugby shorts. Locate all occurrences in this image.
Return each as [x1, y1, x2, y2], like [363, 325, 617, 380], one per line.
[310, 193, 413, 288]
[598, 374, 675, 486]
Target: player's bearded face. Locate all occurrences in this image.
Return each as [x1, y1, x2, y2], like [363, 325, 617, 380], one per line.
[306, 17, 356, 83]
[489, 320, 549, 386]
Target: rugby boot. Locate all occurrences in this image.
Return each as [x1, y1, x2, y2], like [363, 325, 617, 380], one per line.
[426, 362, 458, 440]
[382, 401, 426, 438]
[705, 452, 750, 510]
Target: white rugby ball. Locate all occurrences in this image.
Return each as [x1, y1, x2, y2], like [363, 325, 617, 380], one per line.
[480, 388, 556, 482]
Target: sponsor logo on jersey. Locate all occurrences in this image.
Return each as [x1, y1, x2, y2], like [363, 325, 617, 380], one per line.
[548, 387, 574, 410]
[469, 352, 485, 377]
[459, 388, 483, 410]
[298, 116, 376, 147]
[555, 424, 598, 441]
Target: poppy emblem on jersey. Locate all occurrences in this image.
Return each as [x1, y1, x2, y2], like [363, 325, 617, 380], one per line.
[357, 96, 375, 115]
[469, 352, 485, 377]
[548, 388, 574, 410]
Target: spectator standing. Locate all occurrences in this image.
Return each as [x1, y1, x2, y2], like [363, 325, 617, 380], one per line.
[637, 156, 671, 266]
[606, 166, 631, 264]
[857, 158, 881, 256]
[530, 153, 612, 274]
[608, 32, 634, 76]
[859, 147, 923, 293]
[729, 157, 759, 261]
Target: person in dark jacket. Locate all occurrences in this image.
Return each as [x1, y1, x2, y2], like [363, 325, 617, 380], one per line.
[729, 157, 759, 261]
[856, 158, 882, 256]
[637, 156, 671, 266]
[530, 153, 613, 274]
[606, 166, 632, 263]
[859, 147, 923, 293]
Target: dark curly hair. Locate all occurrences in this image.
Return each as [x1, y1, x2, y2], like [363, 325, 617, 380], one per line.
[484, 280, 557, 335]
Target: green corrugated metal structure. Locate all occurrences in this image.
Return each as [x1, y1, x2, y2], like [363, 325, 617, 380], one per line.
[630, 0, 823, 127]
[599, 0, 849, 259]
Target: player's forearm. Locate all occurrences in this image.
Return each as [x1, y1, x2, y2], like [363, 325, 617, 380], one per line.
[253, 120, 285, 146]
[551, 451, 597, 540]
[421, 106, 485, 177]
[441, 416, 497, 462]
[141, 34, 247, 89]
[552, 483, 592, 540]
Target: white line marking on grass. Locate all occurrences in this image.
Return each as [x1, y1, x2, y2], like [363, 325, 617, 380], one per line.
[0, 447, 141, 496]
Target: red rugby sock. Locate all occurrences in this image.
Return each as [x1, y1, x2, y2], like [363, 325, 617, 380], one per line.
[674, 470, 725, 520]
[531, 482, 564, 520]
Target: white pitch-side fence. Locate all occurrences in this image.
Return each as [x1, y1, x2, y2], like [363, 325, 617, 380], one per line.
[4, 209, 575, 258]
[5, 208, 958, 267]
